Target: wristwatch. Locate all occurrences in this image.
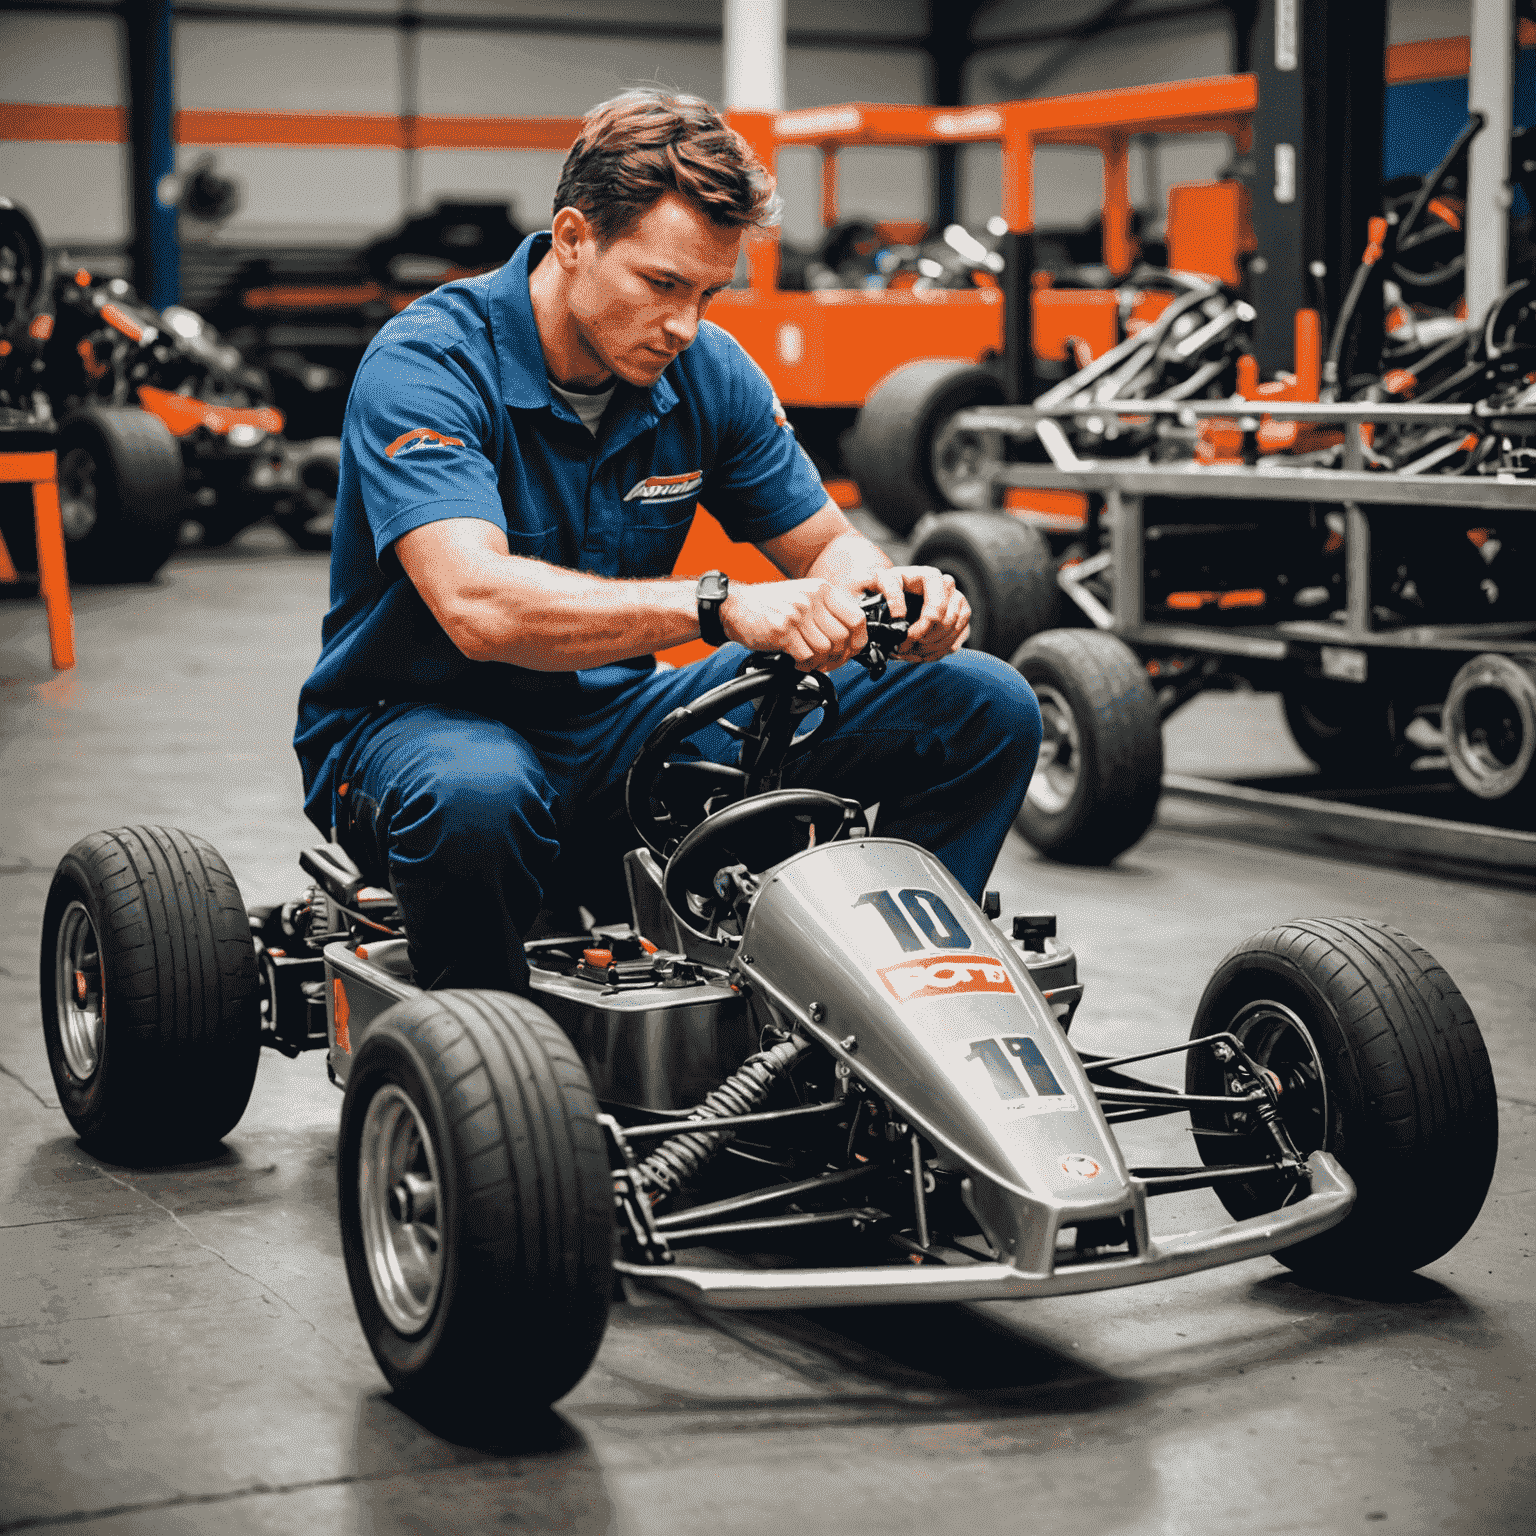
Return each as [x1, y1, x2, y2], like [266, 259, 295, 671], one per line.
[696, 569, 729, 647]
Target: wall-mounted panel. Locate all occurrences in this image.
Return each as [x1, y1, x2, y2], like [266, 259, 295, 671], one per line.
[966, 13, 1232, 103]
[3, 142, 128, 246]
[0, 13, 122, 105]
[415, 149, 567, 233]
[175, 21, 400, 113]
[185, 145, 402, 244]
[417, 31, 722, 116]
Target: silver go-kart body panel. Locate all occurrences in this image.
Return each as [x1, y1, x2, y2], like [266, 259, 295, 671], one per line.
[322, 834, 1355, 1309]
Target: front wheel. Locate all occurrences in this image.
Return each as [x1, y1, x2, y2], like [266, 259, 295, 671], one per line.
[1010, 629, 1163, 863]
[1187, 918, 1497, 1279]
[338, 990, 614, 1415]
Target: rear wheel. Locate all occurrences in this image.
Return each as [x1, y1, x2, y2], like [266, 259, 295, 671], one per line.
[338, 990, 614, 1415]
[57, 407, 186, 582]
[1010, 629, 1163, 862]
[39, 826, 260, 1156]
[1281, 675, 1409, 779]
[910, 512, 1059, 658]
[847, 360, 1003, 536]
[1187, 918, 1497, 1278]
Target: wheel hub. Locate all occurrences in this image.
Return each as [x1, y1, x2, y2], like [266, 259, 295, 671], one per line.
[1443, 652, 1536, 801]
[1027, 685, 1081, 815]
[1223, 999, 1329, 1156]
[55, 900, 105, 1081]
[358, 1084, 444, 1335]
[57, 447, 99, 542]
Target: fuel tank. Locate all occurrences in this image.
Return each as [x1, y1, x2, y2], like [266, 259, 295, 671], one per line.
[736, 838, 1136, 1270]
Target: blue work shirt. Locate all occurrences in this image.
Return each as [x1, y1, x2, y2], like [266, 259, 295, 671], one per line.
[294, 231, 827, 833]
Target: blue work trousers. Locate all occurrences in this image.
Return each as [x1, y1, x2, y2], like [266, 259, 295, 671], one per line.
[338, 646, 1042, 992]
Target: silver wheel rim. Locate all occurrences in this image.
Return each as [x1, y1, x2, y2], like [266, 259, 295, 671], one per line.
[358, 1083, 444, 1335]
[930, 414, 990, 509]
[58, 447, 99, 541]
[55, 900, 105, 1080]
[1443, 654, 1536, 800]
[1027, 684, 1081, 816]
[1226, 998, 1330, 1155]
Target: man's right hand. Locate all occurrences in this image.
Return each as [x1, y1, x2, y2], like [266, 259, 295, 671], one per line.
[720, 578, 869, 672]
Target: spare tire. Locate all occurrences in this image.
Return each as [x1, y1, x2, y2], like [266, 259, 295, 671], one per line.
[847, 360, 1003, 536]
[57, 406, 187, 582]
[911, 511, 1060, 658]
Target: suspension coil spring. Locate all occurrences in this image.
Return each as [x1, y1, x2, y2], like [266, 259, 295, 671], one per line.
[636, 1038, 809, 1200]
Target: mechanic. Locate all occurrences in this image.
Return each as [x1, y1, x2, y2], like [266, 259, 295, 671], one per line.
[295, 89, 1042, 993]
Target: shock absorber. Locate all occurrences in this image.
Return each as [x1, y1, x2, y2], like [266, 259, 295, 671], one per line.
[636, 1038, 809, 1200]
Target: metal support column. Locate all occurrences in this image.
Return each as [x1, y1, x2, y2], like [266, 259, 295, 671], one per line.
[724, 0, 786, 112]
[1245, 0, 1385, 378]
[125, 0, 178, 308]
[1466, 0, 1515, 328]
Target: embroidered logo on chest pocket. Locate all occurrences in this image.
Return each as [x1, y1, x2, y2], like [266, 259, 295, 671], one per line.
[623, 469, 703, 503]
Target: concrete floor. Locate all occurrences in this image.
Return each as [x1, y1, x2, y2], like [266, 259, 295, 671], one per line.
[2, 530, 1532, 1536]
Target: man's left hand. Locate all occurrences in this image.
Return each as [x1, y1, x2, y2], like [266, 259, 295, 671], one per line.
[863, 564, 970, 662]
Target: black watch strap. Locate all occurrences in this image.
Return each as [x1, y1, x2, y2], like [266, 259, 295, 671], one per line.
[696, 569, 729, 647]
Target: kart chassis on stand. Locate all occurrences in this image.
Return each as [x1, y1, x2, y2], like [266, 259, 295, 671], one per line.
[37, 597, 1497, 1414]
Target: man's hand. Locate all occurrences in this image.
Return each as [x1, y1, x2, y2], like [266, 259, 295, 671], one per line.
[861, 564, 970, 661]
[721, 578, 869, 672]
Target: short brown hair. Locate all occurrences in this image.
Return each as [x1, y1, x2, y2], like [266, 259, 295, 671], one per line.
[553, 89, 780, 243]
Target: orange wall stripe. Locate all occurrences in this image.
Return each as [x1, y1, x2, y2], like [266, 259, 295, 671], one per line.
[178, 108, 407, 148]
[413, 114, 582, 151]
[9, 37, 1529, 150]
[0, 102, 127, 143]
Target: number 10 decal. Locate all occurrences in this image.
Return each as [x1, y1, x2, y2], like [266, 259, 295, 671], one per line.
[855, 888, 971, 952]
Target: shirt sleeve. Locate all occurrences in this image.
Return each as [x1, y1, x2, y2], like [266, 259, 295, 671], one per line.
[344, 340, 506, 565]
[700, 338, 830, 544]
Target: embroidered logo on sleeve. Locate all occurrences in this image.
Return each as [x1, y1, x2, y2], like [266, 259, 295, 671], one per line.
[386, 427, 467, 459]
[623, 469, 704, 503]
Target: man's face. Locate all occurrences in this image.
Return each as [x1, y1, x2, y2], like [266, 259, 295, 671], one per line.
[561, 192, 743, 386]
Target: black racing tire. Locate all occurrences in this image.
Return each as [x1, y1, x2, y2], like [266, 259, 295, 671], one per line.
[39, 826, 260, 1156]
[847, 360, 1003, 536]
[911, 511, 1060, 658]
[1281, 676, 1409, 779]
[1187, 918, 1497, 1279]
[0, 198, 48, 338]
[1009, 629, 1163, 863]
[338, 990, 614, 1415]
[57, 407, 187, 583]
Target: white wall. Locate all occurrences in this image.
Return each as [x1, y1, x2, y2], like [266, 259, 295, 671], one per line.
[0, 0, 1470, 253]
[0, 11, 127, 247]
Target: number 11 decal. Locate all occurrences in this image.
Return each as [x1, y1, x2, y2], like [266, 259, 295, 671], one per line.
[956, 1035, 1076, 1118]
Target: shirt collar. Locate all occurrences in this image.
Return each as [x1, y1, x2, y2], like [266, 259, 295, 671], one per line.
[489, 230, 681, 427]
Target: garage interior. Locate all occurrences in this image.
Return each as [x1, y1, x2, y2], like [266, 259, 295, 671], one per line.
[2, 2, 1533, 1534]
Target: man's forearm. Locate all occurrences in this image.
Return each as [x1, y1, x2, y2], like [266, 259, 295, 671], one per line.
[801, 528, 892, 589]
[447, 553, 701, 670]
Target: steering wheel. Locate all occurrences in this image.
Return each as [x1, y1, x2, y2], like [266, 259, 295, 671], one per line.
[625, 658, 840, 859]
[663, 787, 866, 938]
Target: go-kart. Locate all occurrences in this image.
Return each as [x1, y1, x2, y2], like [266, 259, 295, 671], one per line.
[38, 596, 1498, 1415]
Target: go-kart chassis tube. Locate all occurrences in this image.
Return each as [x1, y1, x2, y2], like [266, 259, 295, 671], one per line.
[613, 1150, 1355, 1309]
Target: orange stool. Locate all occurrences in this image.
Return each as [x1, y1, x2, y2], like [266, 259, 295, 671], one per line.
[0, 446, 75, 670]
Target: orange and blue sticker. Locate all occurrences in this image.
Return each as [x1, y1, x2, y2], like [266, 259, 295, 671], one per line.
[386, 427, 467, 459]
